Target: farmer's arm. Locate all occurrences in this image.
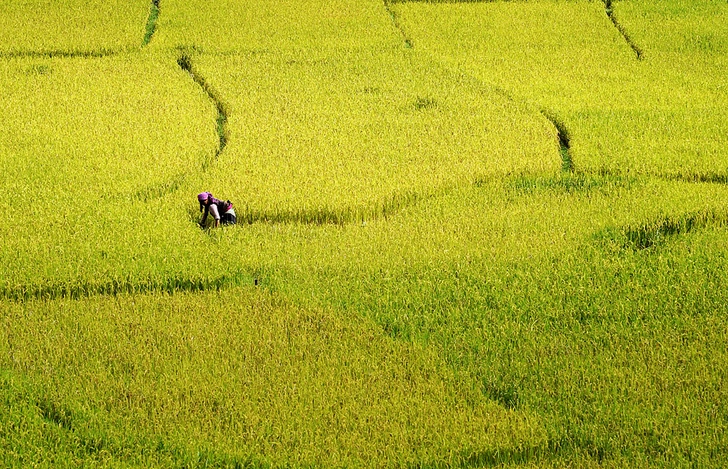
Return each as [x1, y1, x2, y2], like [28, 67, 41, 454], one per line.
[200, 206, 209, 226]
[209, 204, 221, 228]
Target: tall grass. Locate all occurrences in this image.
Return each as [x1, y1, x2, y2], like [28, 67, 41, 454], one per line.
[0, 288, 546, 467]
[2, 0, 728, 467]
[0, 0, 150, 56]
[393, 0, 728, 178]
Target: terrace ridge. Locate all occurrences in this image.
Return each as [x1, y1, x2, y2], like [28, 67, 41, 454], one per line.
[384, 0, 414, 48]
[604, 0, 643, 60]
[142, 0, 161, 46]
[177, 53, 229, 163]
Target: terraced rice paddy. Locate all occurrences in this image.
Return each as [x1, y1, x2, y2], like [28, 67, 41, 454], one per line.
[2, 0, 728, 467]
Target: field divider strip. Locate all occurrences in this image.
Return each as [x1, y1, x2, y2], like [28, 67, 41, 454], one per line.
[596, 208, 728, 251]
[540, 110, 574, 173]
[604, 0, 643, 60]
[0, 271, 255, 302]
[655, 171, 728, 185]
[384, 1, 413, 48]
[177, 54, 229, 163]
[142, 0, 161, 46]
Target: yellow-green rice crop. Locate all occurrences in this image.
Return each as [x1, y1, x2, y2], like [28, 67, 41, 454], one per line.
[5, 174, 728, 466]
[151, 0, 401, 53]
[614, 0, 728, 62]
[394, 0, 728, 178]
[192, 50, 559, 223]
[0, 287, 546, 467]
[3, 0, 728, 467]
[0, 0, 151, 55]
[0, 53, 218, 291]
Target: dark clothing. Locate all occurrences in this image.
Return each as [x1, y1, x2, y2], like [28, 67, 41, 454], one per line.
[221, 211, 236, 225]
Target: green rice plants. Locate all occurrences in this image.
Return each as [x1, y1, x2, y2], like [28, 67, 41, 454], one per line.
[0, 0, 151, 55]
[392, 0, 728, 178]
[2, 1, 728, 466]
[0, 288, 548, 467]
[192, 50, 559, 224]
[142, 0, 161, 46]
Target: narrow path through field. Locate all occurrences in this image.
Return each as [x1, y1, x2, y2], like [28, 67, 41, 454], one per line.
[384, 1, 413, 48]
[541, 110, 574, 172]
[604, 0, 643, 60]
[142, 0, 161, 46]
[177, 54, 229, 164]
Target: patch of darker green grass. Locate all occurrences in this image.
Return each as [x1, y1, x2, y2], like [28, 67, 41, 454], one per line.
[142, 0, 160, 46]
[37, 399, 74, 431]
[660, 170, 728, 185]
[413, 445, 547, 468]
[596, 209, 728, 251]
[481, 381, 519, 410]
[0, 271, 255, 301]
[505, 171, 635, 196]
[414, 96, 437, 110]
[24, 64, 52, 75]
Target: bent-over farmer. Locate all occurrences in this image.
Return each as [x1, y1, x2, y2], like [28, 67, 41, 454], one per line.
[198, 192, 236, 228]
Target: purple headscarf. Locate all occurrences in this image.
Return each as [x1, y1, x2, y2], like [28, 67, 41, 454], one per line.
[198, 192, 211, 211]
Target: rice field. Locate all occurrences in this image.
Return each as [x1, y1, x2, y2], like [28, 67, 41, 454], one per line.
[2, 0, 728, 467]
[151, 0, 399, 53]
[0, 0, 151, 55]
[394, 0, 728, 177]
[192, 50, 558, 224]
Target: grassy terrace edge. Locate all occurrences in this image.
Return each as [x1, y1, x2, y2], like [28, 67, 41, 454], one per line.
[177, 54, 229, 163]
[142, 0, 161, 46]
[0, 272, 255, 302]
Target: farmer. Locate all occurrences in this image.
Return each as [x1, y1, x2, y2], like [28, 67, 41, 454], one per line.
[198, 192, 236, 228]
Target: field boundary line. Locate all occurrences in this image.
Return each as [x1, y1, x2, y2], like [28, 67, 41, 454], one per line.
[656, 171, 728, 186]
[177, 53, 229, 164]
[384, 1, 414, 48]
[540, 110, 574, 173]
[604, 0, 643, 60]
[142, 0, 161, 46]
[596, 208, 728, 251]
[0, 271, 255, 302]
